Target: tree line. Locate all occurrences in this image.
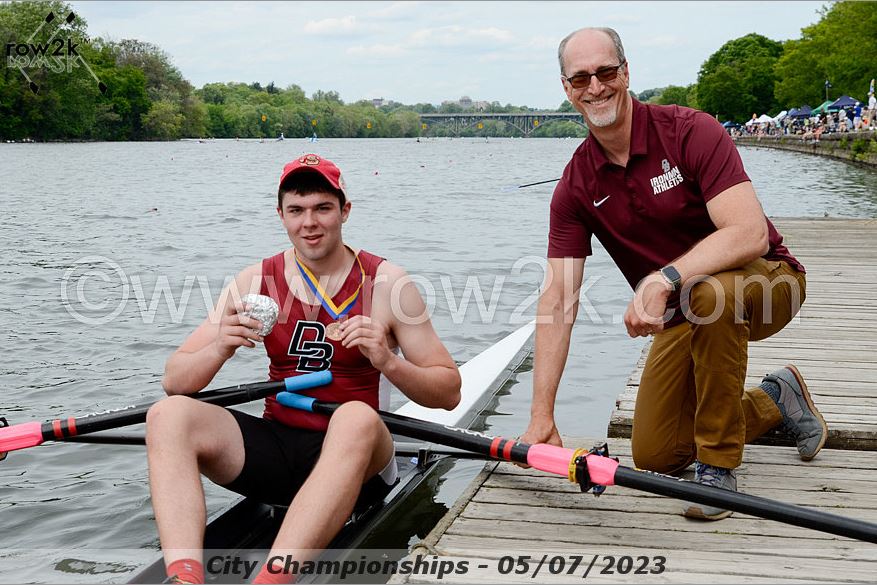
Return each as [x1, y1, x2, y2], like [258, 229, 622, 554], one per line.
[2, 1, 873, 140]
[640, 2, 876, 122]
[0, 0, 584, 141]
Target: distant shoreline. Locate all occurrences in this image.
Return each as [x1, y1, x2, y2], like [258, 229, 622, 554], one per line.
[3, 136, 583, 144]
[735, 134, 877, 169]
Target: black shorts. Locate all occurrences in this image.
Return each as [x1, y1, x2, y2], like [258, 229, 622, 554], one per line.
[221, 409, 395, 509]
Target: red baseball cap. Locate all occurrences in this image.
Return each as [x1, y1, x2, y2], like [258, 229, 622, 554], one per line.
[278, 154, 347, 195]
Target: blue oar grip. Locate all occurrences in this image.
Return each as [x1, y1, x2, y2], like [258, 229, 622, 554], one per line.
[283, 371, 332, 392]
[276, 371, 332, 412]
[276, 392, 316, 411]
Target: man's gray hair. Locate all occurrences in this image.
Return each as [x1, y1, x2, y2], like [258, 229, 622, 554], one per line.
[557, 27, 625, 76]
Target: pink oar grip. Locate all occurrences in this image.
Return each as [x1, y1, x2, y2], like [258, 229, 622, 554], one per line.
[526, 443, 576, 476]
[583, 452, 619, 486]
[0, 421, 44, 453]
[526, 444, 619, 486]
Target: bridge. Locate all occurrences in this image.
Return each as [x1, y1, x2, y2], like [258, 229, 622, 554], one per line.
[419, 112, 586, 137]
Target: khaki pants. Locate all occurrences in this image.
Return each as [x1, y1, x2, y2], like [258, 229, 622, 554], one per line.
[631, 259, 807, 472]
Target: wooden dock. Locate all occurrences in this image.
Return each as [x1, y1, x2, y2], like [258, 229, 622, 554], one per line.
[391, 219, 877, 583]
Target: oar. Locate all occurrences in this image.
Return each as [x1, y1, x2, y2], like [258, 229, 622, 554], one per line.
[276, 394, 877, 544]
[500, 178, 561, 192]
[394, 442, 492, 460]
[65, 432, 147, 446]
[0, 371, 332, 460]
[58, 435, 492, 461]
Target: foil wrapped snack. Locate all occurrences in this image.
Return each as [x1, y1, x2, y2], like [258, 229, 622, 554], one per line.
[241, 294, 279, 336]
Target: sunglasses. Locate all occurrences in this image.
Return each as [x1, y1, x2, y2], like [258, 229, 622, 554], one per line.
[563, 60, 626, 90]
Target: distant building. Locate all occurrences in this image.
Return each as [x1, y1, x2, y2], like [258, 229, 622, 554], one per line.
[439, 96, 491, 111]
[372, 98, 385, 108]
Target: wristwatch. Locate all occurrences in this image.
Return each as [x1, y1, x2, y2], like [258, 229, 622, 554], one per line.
[659, 265, 682, 292]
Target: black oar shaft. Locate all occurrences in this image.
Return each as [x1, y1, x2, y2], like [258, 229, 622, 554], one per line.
[64, 433, 147, 446]
[614, 467, 877, 543]
[312, 402, 531, 464]
[311, 400, 877, 544]
[38, 379, 286, 442]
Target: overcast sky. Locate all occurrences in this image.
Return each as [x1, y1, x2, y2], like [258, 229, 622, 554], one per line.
[73, 1, 827, 109]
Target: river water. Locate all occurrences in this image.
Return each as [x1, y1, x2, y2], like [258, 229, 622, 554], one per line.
[1, 138, 875, 583]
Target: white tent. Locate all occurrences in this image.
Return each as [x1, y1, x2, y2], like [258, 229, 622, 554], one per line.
[756, 114, 773, 124]
[773, 110, 788, 122]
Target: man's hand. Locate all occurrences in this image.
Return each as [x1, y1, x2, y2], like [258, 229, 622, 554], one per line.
[516, 417, 563, 469]
[624, 272, 672, 337]
[213, 301, 264, 360]
[520, 416, 563, 447]
[339, 315, 394, 370]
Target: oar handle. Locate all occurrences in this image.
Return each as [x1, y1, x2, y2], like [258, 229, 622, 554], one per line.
[0, 421, 42, 454]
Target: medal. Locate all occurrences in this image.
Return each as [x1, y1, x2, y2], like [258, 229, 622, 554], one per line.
[294, 248, 364, 341]
[325, 320, 344, 341]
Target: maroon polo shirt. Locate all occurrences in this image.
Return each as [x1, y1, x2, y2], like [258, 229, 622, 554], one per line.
[548, 99, 804, 326]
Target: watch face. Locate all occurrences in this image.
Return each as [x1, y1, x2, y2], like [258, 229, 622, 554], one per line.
[662, 266, 681, 289]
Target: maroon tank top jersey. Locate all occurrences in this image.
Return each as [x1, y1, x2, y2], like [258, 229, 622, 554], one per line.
[260, 249, 385, 431]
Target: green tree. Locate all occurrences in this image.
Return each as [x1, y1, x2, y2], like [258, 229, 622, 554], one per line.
[686, 84, 699, 110]
[312, 89, 343, 104]
[390, 110, 421, 137]
[100, 38, 211, 136]
[697, 33, 783, 121]
[104, 38, 184, 100]
[656, 85, 690, 107]
[93, 64, 150, 139]
[180, 93, 207, 137]
[775, 2, 877, 108]
[637, 88, 663, 102]
[0, 0, 99, 139]
[142, 100, 183, 140]
[531, 120, 587, 138]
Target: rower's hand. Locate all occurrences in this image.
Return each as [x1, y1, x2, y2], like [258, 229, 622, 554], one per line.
[624, 272, 672, 338]
[338, 315, 393, 370]
[213, 301, 264, 360]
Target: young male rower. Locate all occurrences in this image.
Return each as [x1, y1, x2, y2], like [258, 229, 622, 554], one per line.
[146, 154, 461, 584]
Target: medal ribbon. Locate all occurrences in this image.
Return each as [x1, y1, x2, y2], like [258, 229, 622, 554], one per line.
[294, 249, 365, 319]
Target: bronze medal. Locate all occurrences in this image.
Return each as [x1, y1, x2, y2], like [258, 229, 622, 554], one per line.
[326, 321, 344, 341]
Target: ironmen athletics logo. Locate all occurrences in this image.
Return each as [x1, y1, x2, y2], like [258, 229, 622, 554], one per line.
[4, 10, 105, 95]
[650, 158, 684, 196]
